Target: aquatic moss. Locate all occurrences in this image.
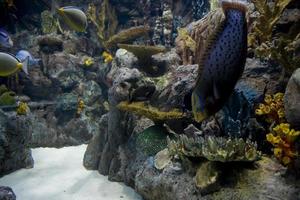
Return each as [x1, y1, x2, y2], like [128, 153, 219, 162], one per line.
[168, 135, 261, 162]
[117, 101, 184, 121]
[136, 125, 170, 156]
[105, 26, 150, 48]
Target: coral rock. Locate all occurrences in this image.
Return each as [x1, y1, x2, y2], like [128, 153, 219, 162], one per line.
[284, 68, 300, 129]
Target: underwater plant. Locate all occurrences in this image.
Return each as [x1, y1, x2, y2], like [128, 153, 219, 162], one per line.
[266, 123, 299, 166]
[255, 93, 285, 124]
[249, 0, 299, 75]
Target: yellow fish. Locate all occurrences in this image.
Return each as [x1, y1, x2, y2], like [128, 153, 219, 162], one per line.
[102, 51, 113, 63]
[52, 1, 88, 32]
[0, 52, 28, 77]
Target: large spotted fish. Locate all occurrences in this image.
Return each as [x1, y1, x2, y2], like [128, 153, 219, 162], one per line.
[192, 0, 248, 122]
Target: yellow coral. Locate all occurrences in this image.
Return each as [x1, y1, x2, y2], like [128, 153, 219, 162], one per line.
[117, 101, 185, 121]
[16, 102, 30, 115]
[273, 148, 282, 158]
[267, 123, 300, 166]
[255, 93, 285, 123]
[102, 51, 113, 63]
[77, 99, 85, 115]
[83, 57, 94, 67]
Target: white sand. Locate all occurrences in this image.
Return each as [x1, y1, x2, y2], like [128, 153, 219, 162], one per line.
[0, 145, 142, 200]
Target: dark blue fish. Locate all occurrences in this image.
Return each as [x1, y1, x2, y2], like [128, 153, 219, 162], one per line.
[15, 50, 41, 66]
[0, 28, 13, 48]
[192, 0, 248, 122]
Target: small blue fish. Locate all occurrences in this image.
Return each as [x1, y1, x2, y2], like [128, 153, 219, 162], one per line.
[192, 0, 248, 122]
[0, 28, 13, 48]
[15, 50, 41, 66]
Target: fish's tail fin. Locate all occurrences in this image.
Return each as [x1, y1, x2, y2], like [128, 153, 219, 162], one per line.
[221, 0, 247, 13]
[33, 58, 41, 66]
[22, 56, 29, 75]
[51, 0, 59, 15]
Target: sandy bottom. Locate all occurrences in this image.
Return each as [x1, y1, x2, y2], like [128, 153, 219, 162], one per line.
[0, 145, 142, 200]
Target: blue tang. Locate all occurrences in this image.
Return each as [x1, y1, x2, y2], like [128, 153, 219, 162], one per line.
[0, 28, 13, 48]
[15, 50, 41, 66]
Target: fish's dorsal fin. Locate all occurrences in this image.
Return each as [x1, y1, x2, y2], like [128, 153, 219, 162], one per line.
[190, 8, 225, 85]
[194, 8, 226, 84]
[62, 6, 82, 10]
[221, 0, 247, 13]
[4, 52, 19, 60]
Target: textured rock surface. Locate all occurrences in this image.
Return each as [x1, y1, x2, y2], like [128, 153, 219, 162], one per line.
[284, 69, 300, 129]
[0, 111, 33, 175]
[0, 186, 16, 200]
[136, 157, 300, 200]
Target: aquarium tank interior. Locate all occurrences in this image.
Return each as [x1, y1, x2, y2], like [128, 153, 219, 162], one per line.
[0, 0, 299, 199]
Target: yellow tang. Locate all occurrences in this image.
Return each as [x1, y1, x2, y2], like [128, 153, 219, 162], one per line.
[0, 52, 28, 77]
[52, 1, 87, 32]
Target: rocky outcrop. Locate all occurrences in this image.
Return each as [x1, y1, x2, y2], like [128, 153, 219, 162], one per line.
[0, 110, 33, 176]
[136, 157, 300, 200]
[284, 69, 300, 129]
[0, 186, 16, 200]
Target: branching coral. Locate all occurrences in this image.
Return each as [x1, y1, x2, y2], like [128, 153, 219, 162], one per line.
[117, 101, 185, 121]
[255, 93, 285, 124]
[266, 123, 300, 166]
[87, 1, 118, 46]
[249, 0, 299, 74]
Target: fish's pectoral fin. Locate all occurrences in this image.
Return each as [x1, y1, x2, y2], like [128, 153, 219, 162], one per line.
[213, 81, 221, 100]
